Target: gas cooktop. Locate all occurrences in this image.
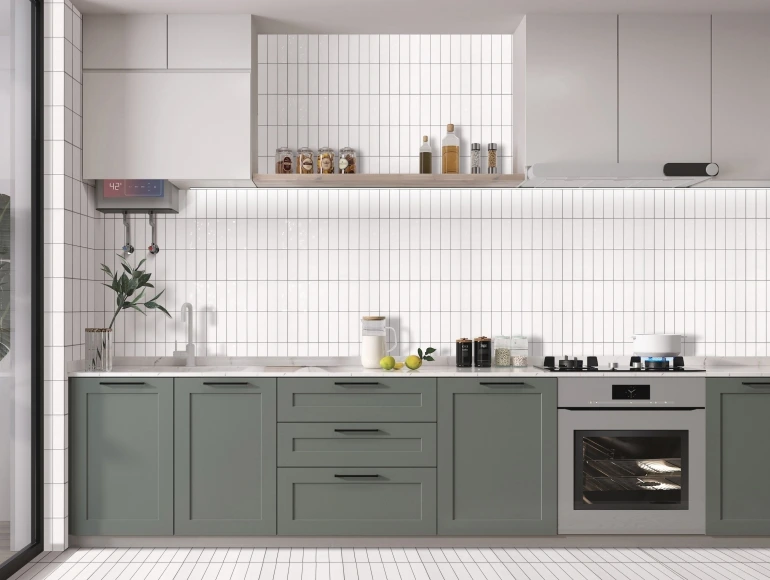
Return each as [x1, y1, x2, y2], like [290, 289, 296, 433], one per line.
[535, 356, 705, 372]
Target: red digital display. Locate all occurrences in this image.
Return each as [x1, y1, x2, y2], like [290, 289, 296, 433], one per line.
[103, 180, 164, 198]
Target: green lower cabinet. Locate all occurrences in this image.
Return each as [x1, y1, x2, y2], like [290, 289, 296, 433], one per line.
[437, 378, 557, 535]
[278, 467, 437, 535]
[174, 378, 277, 535]
[707, 378, 770, 535]
[70, 378, 174, 535]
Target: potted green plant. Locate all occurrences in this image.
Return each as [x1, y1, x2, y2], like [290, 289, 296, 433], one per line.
[87, 255, 171, 371]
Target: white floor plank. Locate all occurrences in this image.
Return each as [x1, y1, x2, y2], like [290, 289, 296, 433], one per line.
[174, 562, 197, 580]
[85, 563, 121, 580]
[353, 549, 369, 563]
[244, 563, 262, 580]
[422, 563, 446, 580]
[224, 549, 242, 564]
[365, 549, 381, 563]
[502, 562, 533, 580]
[201, 562, 224, 580]
[302, 550, 316, 564]
[341, 549, 356, 563]
[329, 563, 344, 580]
[219, 562, 239, 580]
[342, 563, 359, 580]
[173, 549, 193, 564]
[369, 562, 387, 580]
[143, 562, 171, 580]
[301, 563, 316, 580]
[158, 563, 183, 580]
[258, 563, 276, 580]
[290, 549, 304, 563]
[381, 563, 401, 580]
[232, 563, 252, 580]
[314, 550, 328, 564]
[250, 549, 265, 564]
[263, 549, 279, 563]
[327, 549, 343, 563]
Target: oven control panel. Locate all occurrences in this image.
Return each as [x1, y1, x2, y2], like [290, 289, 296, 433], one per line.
[612, 384, 651, 400]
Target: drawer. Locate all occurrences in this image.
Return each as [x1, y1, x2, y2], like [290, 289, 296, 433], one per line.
[277, 467, 436, 536]
[278, 423, 436, 467]
[277, 378, 436, 422]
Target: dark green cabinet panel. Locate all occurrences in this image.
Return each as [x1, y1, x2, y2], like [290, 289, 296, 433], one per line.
[707, 378, 770, 535]
[277, 378, 436, 422]
[278, 423, 436, 467]
[70, 378, 174, 535]
[278, 467, 436, 535]
[437, 378, 557, 535]
[174, 378, 277, 535]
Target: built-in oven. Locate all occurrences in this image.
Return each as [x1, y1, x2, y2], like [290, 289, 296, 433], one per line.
[558, 378, 706, 534]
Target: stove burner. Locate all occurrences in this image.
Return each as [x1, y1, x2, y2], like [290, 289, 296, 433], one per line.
[645, 357, 670, 370]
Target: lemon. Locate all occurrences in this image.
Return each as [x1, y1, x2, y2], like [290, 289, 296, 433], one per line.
[394, 362, 404, 370]
[380, 356, 396, 370]
[405, 355, 422, 370]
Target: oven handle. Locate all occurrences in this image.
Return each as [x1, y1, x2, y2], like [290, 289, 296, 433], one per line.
[742, 382, 770, 388]
[560, 407, 703, 411]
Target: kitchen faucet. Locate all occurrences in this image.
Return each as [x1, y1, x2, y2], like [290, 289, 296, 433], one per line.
[172, 303, 195, 366]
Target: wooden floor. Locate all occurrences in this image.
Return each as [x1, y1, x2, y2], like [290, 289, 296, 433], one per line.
[10, 547, 770, 580]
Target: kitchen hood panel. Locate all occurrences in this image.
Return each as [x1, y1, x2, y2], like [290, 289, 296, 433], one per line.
[519, 162, 717, 188]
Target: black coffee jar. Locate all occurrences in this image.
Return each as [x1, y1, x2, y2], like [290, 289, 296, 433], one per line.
[455, 338, 473, 367]
[473, 336, 492, 367]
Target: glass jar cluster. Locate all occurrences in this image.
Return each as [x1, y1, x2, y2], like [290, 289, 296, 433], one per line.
[275, 147, 357, 175]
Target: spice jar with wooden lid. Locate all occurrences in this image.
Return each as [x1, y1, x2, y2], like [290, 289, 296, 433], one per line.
[339, 147, 357, 174]
[473, 336, 492, 367]
[297, 147, 314, 174]
[275, 147, 294, 174]
[317, 147, 335, 174]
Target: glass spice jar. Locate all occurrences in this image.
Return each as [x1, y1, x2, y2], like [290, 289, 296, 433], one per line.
[494, 335, 511, 366]
[317, 147, 335, 174]
[471, 143, 481, 174]
[275, 147, 294, 174]
[339, 147, 357, 174]
[296, 147, 314, 174]
[487, 143, 498, 174]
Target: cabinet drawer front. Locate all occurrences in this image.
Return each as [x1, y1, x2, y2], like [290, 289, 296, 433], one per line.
[70, 378, 174, 535]
[278, 423, 436, 467]
[277, 379, 436, 422]
[278, 468, 436, 536]
[174, 378, 277, 536]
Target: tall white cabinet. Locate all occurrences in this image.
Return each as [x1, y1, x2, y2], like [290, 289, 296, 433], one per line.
[82, 14, 257, 187]
[712, 14, 770, 180]
[618, 15, 712, 164]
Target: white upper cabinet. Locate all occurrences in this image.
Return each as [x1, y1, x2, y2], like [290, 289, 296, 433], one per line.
[83, 72, 253, 185]
[712, 14, 770, 180]
[168, 15, 254, 69]
[619, 15, 711, 164]
[82, 15, 167, 70]
[524, 15, 618, 167]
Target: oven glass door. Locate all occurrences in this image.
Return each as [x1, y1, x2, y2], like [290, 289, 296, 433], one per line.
[575, 430, 689, 510]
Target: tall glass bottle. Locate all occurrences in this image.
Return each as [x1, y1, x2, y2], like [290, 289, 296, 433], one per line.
[419, 136, 432, 174]
[442, 123, 460, 174]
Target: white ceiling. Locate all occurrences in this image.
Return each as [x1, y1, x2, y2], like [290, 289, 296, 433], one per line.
[72, 0, 770, 33]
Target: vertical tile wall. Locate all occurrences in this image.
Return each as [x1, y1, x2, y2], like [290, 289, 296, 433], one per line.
[44, 0, 94, 551]
[94, 188, 770, 359]
[256, 35, 513, 175]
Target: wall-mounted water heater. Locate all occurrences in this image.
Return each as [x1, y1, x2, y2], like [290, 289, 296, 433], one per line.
[96, 179, 179, 214]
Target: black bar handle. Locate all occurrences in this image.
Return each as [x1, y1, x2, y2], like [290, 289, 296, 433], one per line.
[742, 382, 770, 387]
[334, 474, 380, 478]
[479, 382, 530, 387]
[99, 382, 146, 386]
[334, 429, 381, 433]
[202, 382, 251, 386]
[334, 382, 381, 386]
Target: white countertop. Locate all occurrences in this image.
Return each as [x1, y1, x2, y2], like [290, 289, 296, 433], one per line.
[68, 356, 770, 378]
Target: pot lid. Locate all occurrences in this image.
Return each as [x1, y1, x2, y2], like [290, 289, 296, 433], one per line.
[362, 316, 386, 321]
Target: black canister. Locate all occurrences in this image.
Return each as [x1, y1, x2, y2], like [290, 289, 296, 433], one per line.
[456, 338, 473, 367]
[473, 336, 492, 367]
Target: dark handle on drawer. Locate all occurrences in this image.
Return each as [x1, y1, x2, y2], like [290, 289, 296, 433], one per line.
[202, 382, 251, 386]
[479, 382, 531, 387]
[334, 429, 381, 433]
[334, 474, 380, 478]
[99, 382, 146, 386]
[742, 382, 770, 387]
[334, 382, 380, 386]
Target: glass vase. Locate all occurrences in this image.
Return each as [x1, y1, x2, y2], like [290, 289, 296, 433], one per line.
[85, 328, 113, 372]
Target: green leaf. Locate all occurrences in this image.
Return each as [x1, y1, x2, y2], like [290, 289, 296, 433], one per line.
[425, 356, 435, 362]
[129, 288, 146, 305]
[150, 289, 166, 302]
[157, 305, 171, 318]
[144, 283, 155, 289]
[138, 273, 152, 287]
[128, 303, 146, 315]
[100, 264, 112, 277]
[120, 261, 132, 275]
[425, 347, 436, 354]
[136, 258, 146, 270]
[418, 348, 423, 359]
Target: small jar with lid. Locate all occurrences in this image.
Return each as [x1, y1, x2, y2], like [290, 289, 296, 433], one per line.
[296, 147, 315, 174]
[339, 147, 357, 174]
[487, 143, 498, 174]
[471, 143, 481, 174]
[275, 147, 294, 174]
[317, 147, 335, 174]
[494, 335, 511, 366]
[473, 336, 492, 367]
[456, 338, 473, 367]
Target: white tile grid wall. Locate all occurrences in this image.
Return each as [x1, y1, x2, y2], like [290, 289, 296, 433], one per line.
[94, 188, 770, 359]
[44, 0, 92, 552]
[256, 35, 513, 176]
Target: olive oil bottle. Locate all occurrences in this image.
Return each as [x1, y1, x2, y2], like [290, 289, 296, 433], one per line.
[419, 136, 432, 174]
[441, 123, 460, 174]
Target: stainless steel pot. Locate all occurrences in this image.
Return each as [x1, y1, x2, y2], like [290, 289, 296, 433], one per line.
[631, 334, 683, 356]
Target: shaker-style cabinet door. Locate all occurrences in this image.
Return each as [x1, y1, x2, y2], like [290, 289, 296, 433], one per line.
[70, 378, 174, 535]
[174, 378, 277, 535]
[707, 378, 770, 535]
[437, 378, 558, 535]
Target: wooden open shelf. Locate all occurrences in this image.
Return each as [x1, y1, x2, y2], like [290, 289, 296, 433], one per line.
[251, 173, 526, 189]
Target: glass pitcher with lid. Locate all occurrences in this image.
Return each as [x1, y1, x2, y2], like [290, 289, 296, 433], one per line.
[361, 316, 398, 368]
